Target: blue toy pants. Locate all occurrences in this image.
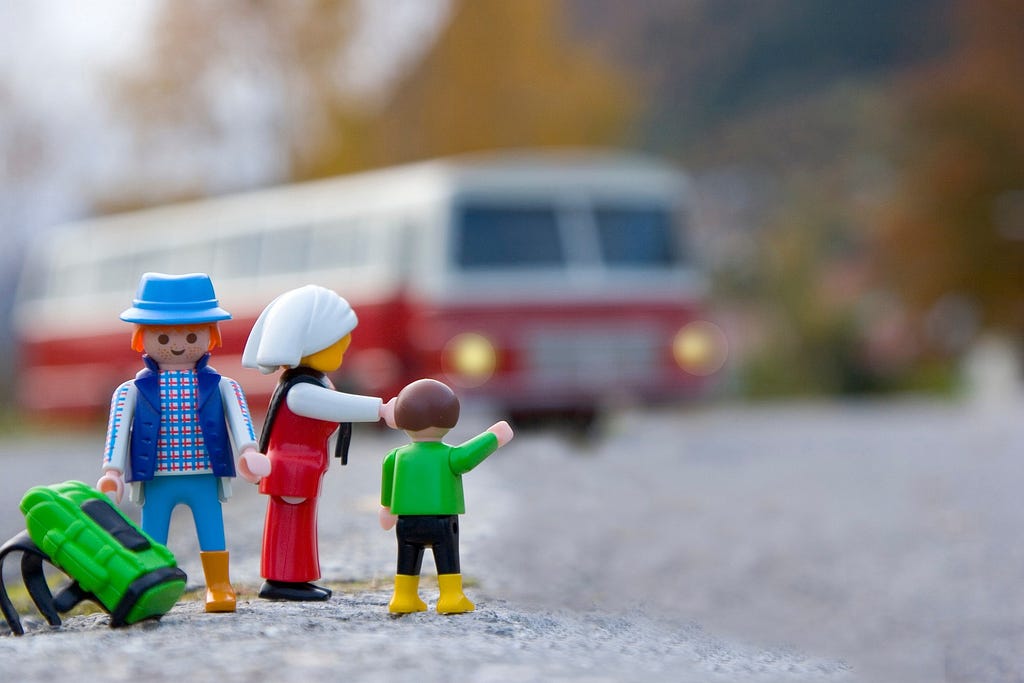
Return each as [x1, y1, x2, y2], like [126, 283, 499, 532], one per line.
[140, 474, 227, 551]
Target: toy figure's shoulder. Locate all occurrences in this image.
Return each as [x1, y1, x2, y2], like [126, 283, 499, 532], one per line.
[109, 379, 138, 405]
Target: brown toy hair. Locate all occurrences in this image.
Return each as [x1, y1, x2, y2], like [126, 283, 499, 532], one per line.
[394, 379, 460, 432]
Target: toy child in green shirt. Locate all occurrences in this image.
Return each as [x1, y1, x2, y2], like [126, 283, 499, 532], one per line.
[379, 379, 514, 614]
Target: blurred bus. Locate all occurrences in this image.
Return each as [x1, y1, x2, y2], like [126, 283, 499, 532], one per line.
[14, 150, 726, 425]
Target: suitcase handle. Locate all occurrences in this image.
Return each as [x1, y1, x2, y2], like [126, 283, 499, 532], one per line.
[0, 531, 61, 635]
[0, 530, 101, 636]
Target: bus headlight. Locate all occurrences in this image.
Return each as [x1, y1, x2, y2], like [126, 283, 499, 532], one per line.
[673, 321, 728, 376]
[443, 332, 497, 387]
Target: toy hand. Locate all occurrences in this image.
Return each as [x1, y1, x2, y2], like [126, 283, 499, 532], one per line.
[380, 397, 397, 429]
[487, 420, 514, 447]
[238, 447, 271, 484]
[97, 470, 125, 503]
[379, 506, 398, 531]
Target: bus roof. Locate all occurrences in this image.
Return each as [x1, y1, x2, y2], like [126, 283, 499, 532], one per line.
[43, 148, 689, 234]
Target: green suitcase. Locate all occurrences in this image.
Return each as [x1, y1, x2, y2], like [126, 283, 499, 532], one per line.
[0, 480, 187, 635]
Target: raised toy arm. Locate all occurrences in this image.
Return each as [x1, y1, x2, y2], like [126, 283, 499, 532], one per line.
[487, 421, 514, 448]
[380, 397, 397, 429]
[287, 383, 383, 423]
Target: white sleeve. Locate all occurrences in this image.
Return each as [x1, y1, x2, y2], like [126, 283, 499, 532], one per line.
[102, 381, 137, 474]
[285, 382, 383, 423]
[219, 377, 259, 453]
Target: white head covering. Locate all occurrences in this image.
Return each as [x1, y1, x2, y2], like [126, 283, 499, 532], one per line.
[242, 285, 358, 374]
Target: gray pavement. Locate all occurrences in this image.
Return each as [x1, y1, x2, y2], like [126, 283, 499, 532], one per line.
[2, 397, 1022, 681]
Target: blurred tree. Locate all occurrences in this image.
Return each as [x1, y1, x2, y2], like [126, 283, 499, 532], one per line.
[566, 0, 951, 161]
[108, 0, 638, 198]
[878, 0, 1024, 355]
[107, 0, 361, 206]
[738, 170, 902, 397]
[360, 0, 638, 166]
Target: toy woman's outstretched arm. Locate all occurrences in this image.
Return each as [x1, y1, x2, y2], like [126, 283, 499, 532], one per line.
[285, 382, 383, 422]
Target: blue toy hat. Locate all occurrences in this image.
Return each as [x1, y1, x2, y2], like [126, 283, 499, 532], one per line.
[120, 272, 232, 325]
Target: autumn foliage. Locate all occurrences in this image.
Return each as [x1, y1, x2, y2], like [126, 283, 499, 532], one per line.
[878, 0, 1024, 349]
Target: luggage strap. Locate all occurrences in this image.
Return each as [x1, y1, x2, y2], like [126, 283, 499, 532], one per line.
[0, 530, 97, 636]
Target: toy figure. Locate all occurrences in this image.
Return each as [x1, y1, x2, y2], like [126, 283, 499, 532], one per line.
[242, 285, 394, 601]
[96, 272, 270, 613]
[379, 379, 513, 614]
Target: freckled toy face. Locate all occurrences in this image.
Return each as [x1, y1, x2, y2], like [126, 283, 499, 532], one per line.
[142, 326, 211, 367]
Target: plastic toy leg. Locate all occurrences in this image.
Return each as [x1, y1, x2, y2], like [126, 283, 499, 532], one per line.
[200, 551, 236, 612]
[261, 496, 320, 583]
[388, 574, 427, 614]
[435, 574, 474, 614]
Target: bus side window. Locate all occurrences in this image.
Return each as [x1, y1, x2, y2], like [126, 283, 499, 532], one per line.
[96, 255, 138, 295]
[133, 249, 166, 281]
[168, 242, 215, 276]
[394, 219, 417, 280]
[215, 234, 262, 279]
[262, 226, 311, 276]
[310, 221, 364, 271]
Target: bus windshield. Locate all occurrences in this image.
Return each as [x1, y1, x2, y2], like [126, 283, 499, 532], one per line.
[455, 204, 565, 269]
[594, 205, 682, 268]
[454, 202, 684, 270]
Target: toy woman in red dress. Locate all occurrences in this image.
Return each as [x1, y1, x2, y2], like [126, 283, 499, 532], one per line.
[242, 285, 394, 601]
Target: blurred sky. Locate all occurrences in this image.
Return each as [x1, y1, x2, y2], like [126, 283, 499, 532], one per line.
[0, 0, 449, 248]
[0, 0, 451, 397]
[0, 1, 154, 237]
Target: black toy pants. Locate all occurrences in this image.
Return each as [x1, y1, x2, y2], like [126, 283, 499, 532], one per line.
[395, 515, 460, 576]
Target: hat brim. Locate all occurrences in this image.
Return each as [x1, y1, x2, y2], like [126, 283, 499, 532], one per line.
[120, 306, 232, 325]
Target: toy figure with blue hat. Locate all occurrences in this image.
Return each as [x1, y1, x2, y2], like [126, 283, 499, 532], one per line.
[96, 272, 271, 613]
[118, 271, 232, 325]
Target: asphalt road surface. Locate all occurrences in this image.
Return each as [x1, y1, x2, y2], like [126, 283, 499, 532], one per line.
[2, 396, 1022, 681]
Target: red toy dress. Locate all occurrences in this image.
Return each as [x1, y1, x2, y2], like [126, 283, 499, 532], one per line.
[258, 398, 338, 583]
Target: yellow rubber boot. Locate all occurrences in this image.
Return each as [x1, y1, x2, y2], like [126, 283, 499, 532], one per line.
[436, 573, 474, 614]
[388, 574, 427, 614]
[200, 550, 237, 613]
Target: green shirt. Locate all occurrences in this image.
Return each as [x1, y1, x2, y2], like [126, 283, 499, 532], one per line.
[380, 432, 499, 515]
